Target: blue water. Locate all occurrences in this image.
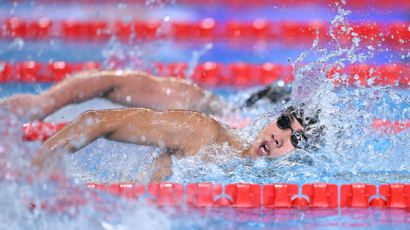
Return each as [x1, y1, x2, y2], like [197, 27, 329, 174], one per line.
[0, 1, 409, 229]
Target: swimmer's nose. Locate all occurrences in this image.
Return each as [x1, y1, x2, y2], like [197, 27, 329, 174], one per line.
[270, 135, 282, 148]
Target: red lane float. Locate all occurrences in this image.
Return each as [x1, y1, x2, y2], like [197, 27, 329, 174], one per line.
[0, 61, 101, 83]
[225, 183, 261, 208]
[186, 183, 224, 207]
[0, 18, 408, 47]
[263, 183, 299, 208]
[302, 183, 338, 208]
[1, 61, 408, 88]
[148, 183, 185, 206]
[85, 182, 410, 209]
[21, 119, 409, 142]
[22, 121, 68, 141]
[108, 183, 145, 200]
[340, 184, 377, 207]
[379, 184, 410, 208]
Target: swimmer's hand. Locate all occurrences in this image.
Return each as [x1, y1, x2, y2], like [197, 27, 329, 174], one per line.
[0, 94, 45, 121]
[31, 145, 64, 173]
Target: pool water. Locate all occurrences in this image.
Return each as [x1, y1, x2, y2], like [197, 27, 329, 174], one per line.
[0, 0, 409, 229]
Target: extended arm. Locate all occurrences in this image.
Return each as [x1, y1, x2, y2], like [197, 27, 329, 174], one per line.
[31, 108, 226, 173]
[0, 70, 226, 121]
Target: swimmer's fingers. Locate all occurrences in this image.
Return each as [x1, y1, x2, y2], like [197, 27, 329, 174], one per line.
[31, 147, 48, 168]
[32, 155, 65, 178]
[0, 94, 43, 120]
[31, 146, 61, 171]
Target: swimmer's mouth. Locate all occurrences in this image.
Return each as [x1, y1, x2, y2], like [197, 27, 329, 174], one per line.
[257, 141, 271, 156]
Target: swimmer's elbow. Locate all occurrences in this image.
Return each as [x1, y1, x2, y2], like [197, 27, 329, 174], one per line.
[77, 109, 102, 121]
[76, 109, 121, 133]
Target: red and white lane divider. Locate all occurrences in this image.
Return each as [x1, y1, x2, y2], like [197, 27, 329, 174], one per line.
[179, 0, 410, 9]
[0, 61, 101, 82]
[1, 61, 408, 87]
[23, 182, 410, 214]
[26, 0, 410, 8]
[22, 122, 68, 141]
[85, 182, 410, 208]
[21, 119, 409, 142]
[0, 18, 408, 47]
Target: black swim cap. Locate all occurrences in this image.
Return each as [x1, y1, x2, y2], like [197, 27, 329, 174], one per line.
[285, 105, 325, 152]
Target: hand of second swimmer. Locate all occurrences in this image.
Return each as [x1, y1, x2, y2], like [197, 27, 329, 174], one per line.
[31, 146, 63, 174]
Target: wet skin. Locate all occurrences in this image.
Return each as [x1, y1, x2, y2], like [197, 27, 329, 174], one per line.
[0, 69, 302, 182]
[249, 115, 304, 159]
[31, 108, 303, 183]
[0, 70, 225, 121]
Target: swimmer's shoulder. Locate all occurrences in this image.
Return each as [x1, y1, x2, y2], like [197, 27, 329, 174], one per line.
[160, 110, 246, 154]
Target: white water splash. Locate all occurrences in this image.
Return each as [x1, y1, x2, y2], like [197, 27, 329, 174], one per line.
[185, 42, 213, 81]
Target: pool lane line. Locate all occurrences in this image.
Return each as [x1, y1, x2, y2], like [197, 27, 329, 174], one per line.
[1, 61, 408, 88]
[0, 18, 408, 48]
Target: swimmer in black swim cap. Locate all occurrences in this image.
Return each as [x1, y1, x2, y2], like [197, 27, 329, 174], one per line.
[244, 81, 292, 107]
[0, 70, 291, 121]
[31, 104, 322, 183]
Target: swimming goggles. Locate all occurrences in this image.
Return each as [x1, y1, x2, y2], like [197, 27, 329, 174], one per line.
[276, 113, 307, 149]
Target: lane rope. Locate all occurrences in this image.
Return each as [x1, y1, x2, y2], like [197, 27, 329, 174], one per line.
[0, 18, 408, 48]
[84, 182, 410, 209]
[1, 61, 408, 87]
[23, 182, 408, 212]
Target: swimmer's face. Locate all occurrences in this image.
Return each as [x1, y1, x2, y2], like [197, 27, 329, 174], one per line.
[250, 115, 304, 159]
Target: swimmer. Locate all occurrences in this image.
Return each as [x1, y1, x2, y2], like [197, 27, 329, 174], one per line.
[0, 69, 311, 183]
[0, 70, 291, 121]
[31, 106, 317, 183]
[0, 70, 226, 121]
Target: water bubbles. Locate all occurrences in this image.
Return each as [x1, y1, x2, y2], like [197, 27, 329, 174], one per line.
[253, 157, 268, 168]
[367, 77, 375, 86]
[352, 37, 361, 47]
[186, 42, 214, 81]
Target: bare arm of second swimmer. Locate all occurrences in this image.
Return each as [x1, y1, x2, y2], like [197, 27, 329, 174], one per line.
[32, 108, 225, 168]
[0, 70, 228, 120]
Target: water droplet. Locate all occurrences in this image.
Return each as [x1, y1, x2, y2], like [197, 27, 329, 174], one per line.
[10, 38, 25, 50]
